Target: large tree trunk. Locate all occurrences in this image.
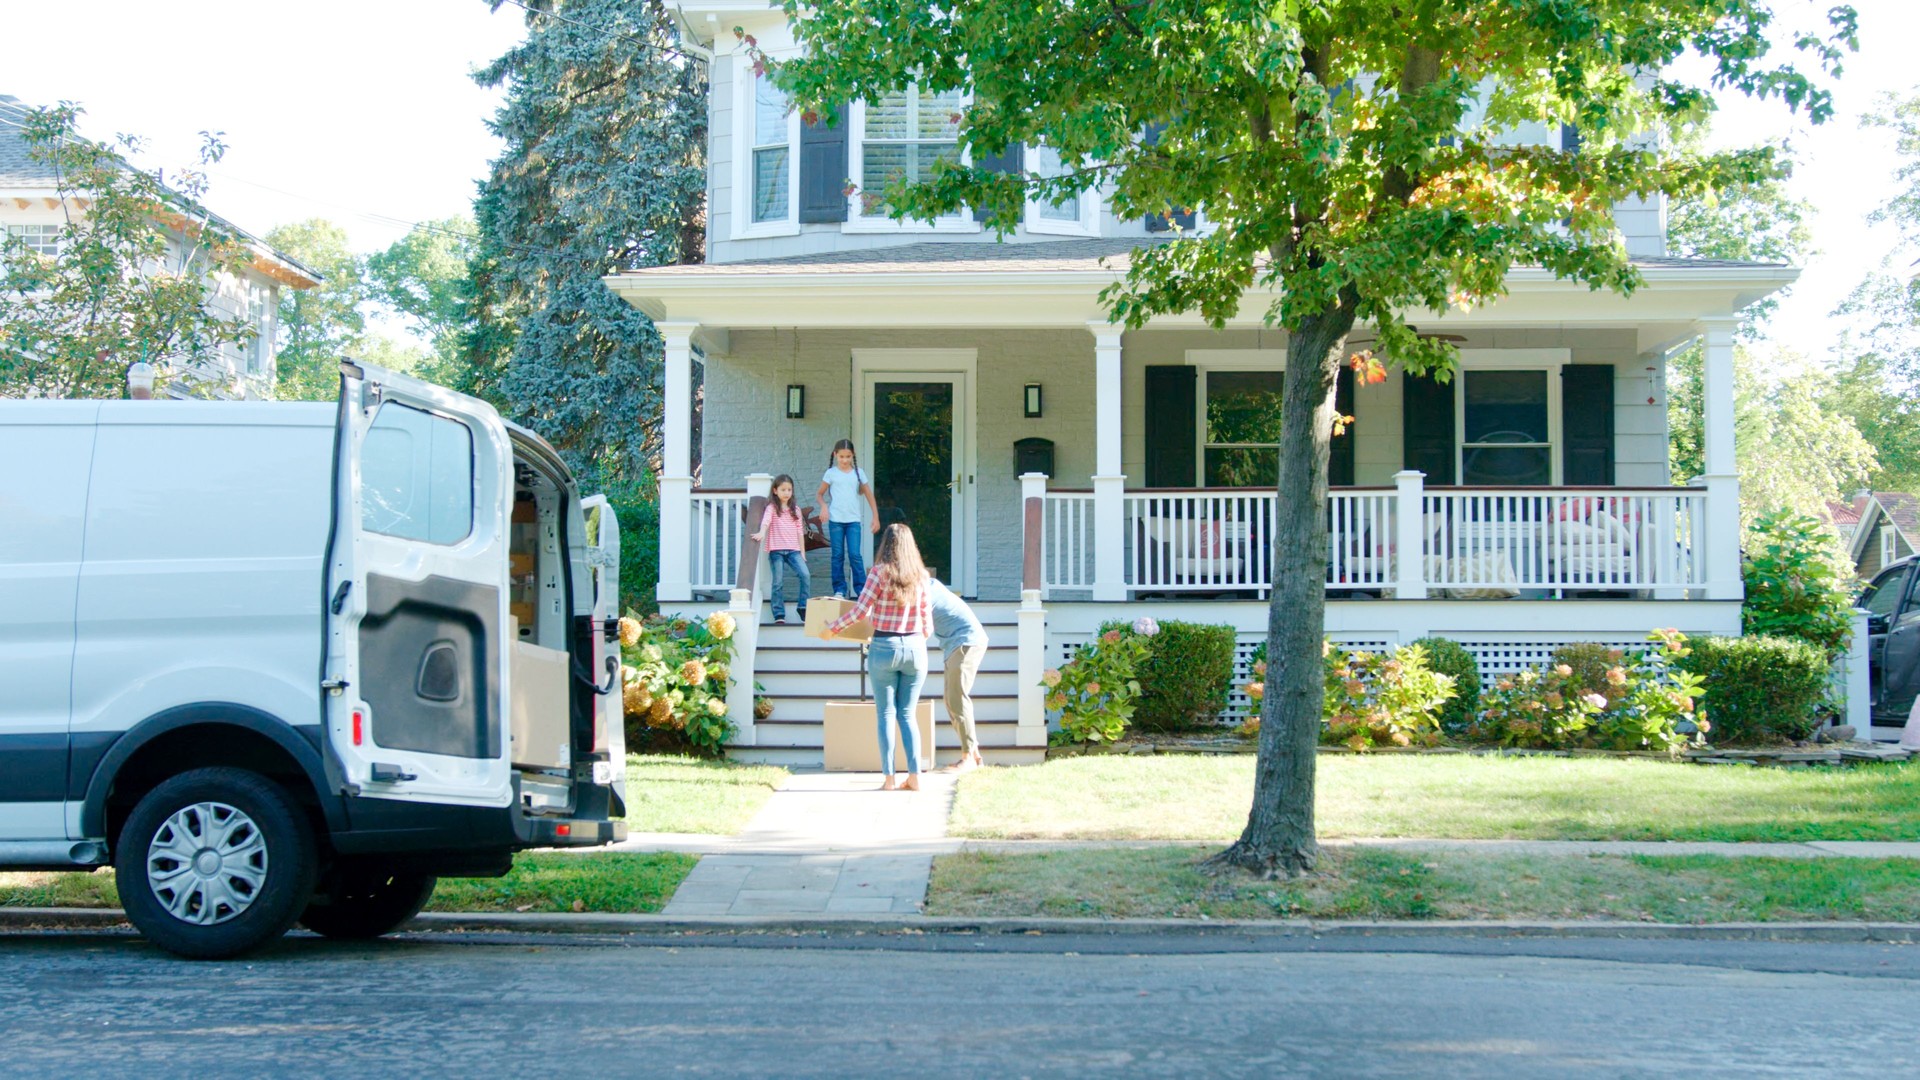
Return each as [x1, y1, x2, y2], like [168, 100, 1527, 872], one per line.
[1206, 293, 1360, 878]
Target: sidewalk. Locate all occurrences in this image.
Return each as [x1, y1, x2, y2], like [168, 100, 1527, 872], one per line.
[655, 771, 960, 917]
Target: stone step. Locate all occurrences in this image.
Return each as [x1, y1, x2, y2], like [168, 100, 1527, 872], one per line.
[750, 717, 1029, 748]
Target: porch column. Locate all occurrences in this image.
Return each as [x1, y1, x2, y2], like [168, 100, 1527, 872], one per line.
[1696, 318, 1742, 601]
[1089, 322, 1127, 602]
[1392, 470, 1428, 600]
[656, 320, 699, 603]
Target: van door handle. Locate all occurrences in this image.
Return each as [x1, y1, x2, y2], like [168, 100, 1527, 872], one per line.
[330, 581, 353, 615]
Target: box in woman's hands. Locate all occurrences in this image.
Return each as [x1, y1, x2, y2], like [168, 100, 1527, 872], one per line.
[803, 596, 872, 642]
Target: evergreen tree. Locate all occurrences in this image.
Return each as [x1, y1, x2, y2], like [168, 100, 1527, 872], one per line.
[466, 0, 707, 486]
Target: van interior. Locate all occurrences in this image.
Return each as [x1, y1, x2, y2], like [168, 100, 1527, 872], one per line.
[508, 458, 577, 810]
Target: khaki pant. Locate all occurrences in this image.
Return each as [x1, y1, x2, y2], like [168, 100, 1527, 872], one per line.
[943, 643, 987, 758]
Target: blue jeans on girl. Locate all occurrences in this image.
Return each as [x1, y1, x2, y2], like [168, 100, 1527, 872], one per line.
[768, 549, 809, 623]
[867, 634, 927, 778]
[827, 520, 867, 597]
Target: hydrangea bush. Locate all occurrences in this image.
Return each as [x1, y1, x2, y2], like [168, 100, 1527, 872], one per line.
[619, 610, 738, 757]
[1472, 630, 1705, 752]
[1320, 643, 1456, 751]
[1045, 623, 1156, 745]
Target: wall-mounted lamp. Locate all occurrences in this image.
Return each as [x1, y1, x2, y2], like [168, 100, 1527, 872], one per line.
[1023, 383, 1043, 419]
[786, 384, 805, 419]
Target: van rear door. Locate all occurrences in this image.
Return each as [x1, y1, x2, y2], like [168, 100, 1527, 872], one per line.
[581, 493, 626, 806]
[325, 362, 513, 807]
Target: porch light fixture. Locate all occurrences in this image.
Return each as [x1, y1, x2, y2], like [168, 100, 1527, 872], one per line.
[1023, 383, 1043, 418]
[785, 384, 805, 419]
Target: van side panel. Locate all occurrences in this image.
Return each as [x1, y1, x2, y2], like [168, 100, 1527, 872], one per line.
[0, 402, 99, 841]
[67, 404, 334, 838]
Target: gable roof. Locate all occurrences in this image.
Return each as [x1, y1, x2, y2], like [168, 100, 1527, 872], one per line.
[1846, 491, 1920, 563]
[0, 94, 321, 288]
[1826, 499, 1862, 529]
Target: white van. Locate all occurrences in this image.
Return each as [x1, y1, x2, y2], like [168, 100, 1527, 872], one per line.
[0, 363, 627, 958]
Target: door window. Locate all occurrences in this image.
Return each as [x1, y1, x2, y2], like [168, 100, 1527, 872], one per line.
[360, 402, 475, 545]
[871, 382, 954, 579]
[1863, 564, 1910, 620]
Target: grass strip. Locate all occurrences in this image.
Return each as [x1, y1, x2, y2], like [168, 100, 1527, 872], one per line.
[927, 846, 1920, 922]
[620, 754, 787, 835]
[0, 852, 697, 916]
[950, 754, 1920, 843]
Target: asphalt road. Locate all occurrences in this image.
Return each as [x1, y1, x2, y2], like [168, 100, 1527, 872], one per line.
[1, 929, 1914, 1078]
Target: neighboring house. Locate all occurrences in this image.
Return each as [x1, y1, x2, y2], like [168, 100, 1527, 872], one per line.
[1848, 491, 1919, 580]
[605, 8, 1804, 763]
[0, 94, 320, 399]
[1826, 498, 1863, 552]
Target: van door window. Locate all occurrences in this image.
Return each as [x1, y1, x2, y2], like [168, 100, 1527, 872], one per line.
[361, 403, 474, 545]
[1863, 565, 1909, 620]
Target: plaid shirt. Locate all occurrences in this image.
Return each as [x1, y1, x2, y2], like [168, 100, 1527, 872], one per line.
[828, 569, 933, 637]
[758, 503, 806, 552]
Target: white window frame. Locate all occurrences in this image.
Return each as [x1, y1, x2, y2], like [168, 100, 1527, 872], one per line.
[1185, 349, 1288, 488]
[732, 61, 801, 240]
[1453, 350, 1568, 487]
[1883, 526, 1898, 569]
[1024, 143, 1101, 237]
[5, 222, 64, 256]
[246, 279, 273, 374]
[844, 86, 979, 234]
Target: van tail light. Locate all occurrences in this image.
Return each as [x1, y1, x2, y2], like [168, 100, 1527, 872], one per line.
[555, 824, 571, 837]
[351, 708, 365, 746]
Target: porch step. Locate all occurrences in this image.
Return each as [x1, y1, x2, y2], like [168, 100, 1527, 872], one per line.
[751, 716, 1028, 749]
[754, 669, 1024, 699]
[728, 744, 1048, 769]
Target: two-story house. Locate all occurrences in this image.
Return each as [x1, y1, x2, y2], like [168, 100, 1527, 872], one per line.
[606, 5, 1808, 765]
[1, 94, 319, 399]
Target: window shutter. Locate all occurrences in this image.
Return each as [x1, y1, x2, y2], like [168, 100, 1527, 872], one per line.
[972, 143, 1021, 224]
[798, 108, 849, 224]
[1561, 123, 1582, 154]
[1561, 364, 1615, 485]
[1138, 123, 1197, 232]
[1402, 372, 1456, 485]
[1143, 365, 1197, 487]
[1329, 365, 1356, 487]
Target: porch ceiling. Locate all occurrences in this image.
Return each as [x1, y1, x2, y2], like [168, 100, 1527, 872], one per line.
[608, 251, 1794, 354]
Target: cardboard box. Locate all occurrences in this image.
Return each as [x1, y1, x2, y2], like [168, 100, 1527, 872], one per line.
[823, 699, 936, 773]
[510, 639, 571, 770]
[510, 551, 536, 577]
[802, 596, 872, 642]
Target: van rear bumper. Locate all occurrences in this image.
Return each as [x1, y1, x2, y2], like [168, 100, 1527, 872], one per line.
[333, 789, 624, 857]
[522, 816, 628, 847]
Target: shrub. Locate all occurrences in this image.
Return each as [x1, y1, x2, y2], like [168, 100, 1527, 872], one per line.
[1679, 634, 1830, 745]
[619, 611, 737, 756]
[1742, 510, 1855, 663]
[1103, 619, 1237, 731]
[1409, 636, 1480, 734]
[1321, 643, 1455, 750]
[1590, 630, 1707, 752]
[1046, 625, 1155, 744]
[1472, 664, 1605, 749]
[1472, 631, 1705, 752]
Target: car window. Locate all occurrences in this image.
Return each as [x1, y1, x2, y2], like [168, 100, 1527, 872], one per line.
[1863, 564, 1910, 619]
[360, 402, 475, 545]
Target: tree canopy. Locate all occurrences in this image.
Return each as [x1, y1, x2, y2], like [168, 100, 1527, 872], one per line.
[466, 0, 707, 486]
[769, 0, 1857, 875]
[267, 218, 367, 402]
[0, 103, 254, 398]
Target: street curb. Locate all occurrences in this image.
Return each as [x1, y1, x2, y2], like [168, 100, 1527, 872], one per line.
[4, 907, 1918, 943]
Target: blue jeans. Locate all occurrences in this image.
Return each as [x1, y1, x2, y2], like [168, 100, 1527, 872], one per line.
[768, 549, 809, 622]
[827, 520, 866, 597]
[868, 635, 927, 777]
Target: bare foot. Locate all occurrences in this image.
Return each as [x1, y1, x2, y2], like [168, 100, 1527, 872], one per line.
[902, 774, 922, 792]
[879, 777, 899, 791]
[947, 756, 979, 774]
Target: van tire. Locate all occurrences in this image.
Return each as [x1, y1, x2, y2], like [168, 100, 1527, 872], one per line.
[300, 865, 437, 940]
[114, 767, 318, 960]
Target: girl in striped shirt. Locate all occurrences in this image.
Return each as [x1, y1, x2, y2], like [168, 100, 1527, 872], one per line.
[752, 474, 810, 624]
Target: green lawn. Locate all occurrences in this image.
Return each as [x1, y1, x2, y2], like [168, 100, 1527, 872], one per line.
[620, 753, 787, 834]
[950, 754, 1920, 842]
[928, 846, 1920, 922]
[0, 852, 696, 916]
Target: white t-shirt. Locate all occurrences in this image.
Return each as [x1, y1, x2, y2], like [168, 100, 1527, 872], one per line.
[821, 465, 869, 523]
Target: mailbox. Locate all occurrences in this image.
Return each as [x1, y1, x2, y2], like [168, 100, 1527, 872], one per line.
[1014, 437, 1055, 478]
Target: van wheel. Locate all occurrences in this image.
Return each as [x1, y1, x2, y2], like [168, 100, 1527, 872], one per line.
[300, 865, 437, 940]
[114, 767, 318, 960]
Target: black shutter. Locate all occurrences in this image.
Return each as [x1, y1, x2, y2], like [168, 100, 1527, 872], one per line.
[1561, 364, 1615, 486]
[1329, 365, 1356, 488]
[798, 107, 848, 224]
[973, 143, 1022, 224]
[1561, 123, 1582, 154]
[1138, 123, 1197, 232]
[1143, 365, 1197, 488]
[1402, 371, 1456, 485]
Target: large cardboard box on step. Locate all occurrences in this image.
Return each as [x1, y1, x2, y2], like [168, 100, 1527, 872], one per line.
[802, 596, 872, 642]
[823, 699, 935, 772]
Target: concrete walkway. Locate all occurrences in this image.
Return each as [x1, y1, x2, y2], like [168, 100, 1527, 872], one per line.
[660, 771, 960, 917]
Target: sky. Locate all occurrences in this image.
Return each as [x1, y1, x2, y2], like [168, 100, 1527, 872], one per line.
[3, 0, 1917, 369]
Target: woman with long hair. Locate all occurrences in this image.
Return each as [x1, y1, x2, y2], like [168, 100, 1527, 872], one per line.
[823, 523, 931, 790]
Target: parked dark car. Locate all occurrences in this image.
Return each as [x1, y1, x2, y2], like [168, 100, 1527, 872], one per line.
[1863, 556, 1920, 725]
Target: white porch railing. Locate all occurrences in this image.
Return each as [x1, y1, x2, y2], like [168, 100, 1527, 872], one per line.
[1022, 472, 1715, 599]
[688, 489, 750, 594]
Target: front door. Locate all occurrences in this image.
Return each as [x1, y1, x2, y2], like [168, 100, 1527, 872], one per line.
[863, 375, 969, 592]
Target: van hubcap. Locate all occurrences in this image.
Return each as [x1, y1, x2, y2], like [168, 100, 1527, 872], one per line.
[146, 802, 269, 926]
